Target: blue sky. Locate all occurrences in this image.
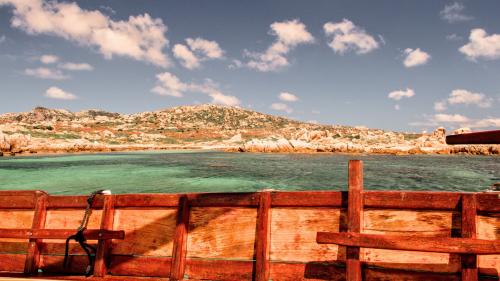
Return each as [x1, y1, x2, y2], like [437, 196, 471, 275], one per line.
[0, 0, 499, 132]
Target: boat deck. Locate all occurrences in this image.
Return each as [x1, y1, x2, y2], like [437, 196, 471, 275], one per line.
[0, 160, 498, 280]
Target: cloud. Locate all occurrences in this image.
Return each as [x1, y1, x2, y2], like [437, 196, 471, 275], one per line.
[0, 35, 5, 43]
[173, 37, 224, 69]
[244, 19, 314, 72]
[388, 88, 415, 100]
[45, 86, 77, 100]
[433, 113, 469, 123]
[469, 118, 500, 128]
[0, 0, 170, 67]
[403, 48, 430, 67]
[279, 92, 298, 102]
[25, 67, 68, 80]
[152, 72, 240, 106]
[58, 62, 93, 71]
[394, 104, 400, 110]
[323, 19, 379, 55]
[271, 103, 293, 113]
[446, 33, 462, 41]
[459, 29, 500, 60]
[440, 2, 473, 23]
[40, 54, 59, 64]
[434, 100, 447, 112]
[447, 89, 493, 108]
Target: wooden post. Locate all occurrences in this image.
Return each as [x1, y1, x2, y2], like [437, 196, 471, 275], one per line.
[24, 191, 48, 275]
[94, 194, 115, 277]
[347, 160, 363, 281]
[461, 194, 477, 281]
[170, 195, 190, 280]
[254, 192, 271, 281]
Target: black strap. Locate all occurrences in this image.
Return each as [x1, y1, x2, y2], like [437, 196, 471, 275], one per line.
[63, 190, 106, 277]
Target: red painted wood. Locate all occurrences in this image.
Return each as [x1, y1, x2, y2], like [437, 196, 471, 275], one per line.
[47, 195, 104, 209]
[170, 195, 190, 280]
[316, 232, 500, 254]
[461, 194, 478, 281]
[94, 195, 116, 277]
[346, 160, 363, 281]
[271, 191, 344, 207]
[270, 261, 345, 281]
[0, 229, 124, 240]
[0, 192, 37, 209]
[364, 191, 462, 210]
[476, 193, 500, 212]
[24, 191, 48, 274]
[110, 255, 172, 277]
[115, 193, 180, 208]
[0, 253, 26, 272]
[188, 192, 259, 206]
[446, 130, 500, 145]
[254, 192, 271, 281]
[185, 259, 254, 281]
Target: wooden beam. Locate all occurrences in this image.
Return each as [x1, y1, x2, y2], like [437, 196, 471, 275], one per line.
[115, 194, 180, 208]
[188, 192, 259, 207]
[0, 194, 37, 209]
[24, 191, 48, 275]
[47, 196, 104, 209]
[271, 191, 344, 207]
[170, 195, 190, 280]
[346, 160, 363, 281]
[476, 193, 500, 212]
[0, 229, 124, 240]
[93, 194, 115, 277]
[446, 130, 500, 145]
[316, 232, 500, 254]
[364, 191, 461, 210]
[254, 192, 271, 281]
[461, 194, 478, 281]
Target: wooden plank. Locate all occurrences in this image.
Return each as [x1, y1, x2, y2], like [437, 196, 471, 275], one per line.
[24, 192, 48, 275]
[187, 207, 257, 259]
[109, 255, 172, 278]
[476, 193, 500, 212]
[317, 232, 500, 254]
[47, 196, 104, 209]
[346, 160, 363, 281]
[446, 130, 500, 145]
[111, 208, 177, 256]
[364, 267, 460, 281]
[115, 194, 180, 208]
[270, 208, 342, 262]
[0, 254, 26, 272]
[0, 229, 124, 240]
[461, 194, 478, 281]
[476, 213, 500, 277]
[270, 261, 345, 281]
[188, 192, 259, 207]
[0, 195, 36, 209]
[170, 195, 190, 280]
[185, 259, 254, 281]
[271, 191, 344, 207]
[93, 195, 116, 277]
[254, 192, 271, 281]
[0, 209, 34, 256]
[364, 191, 461, 210]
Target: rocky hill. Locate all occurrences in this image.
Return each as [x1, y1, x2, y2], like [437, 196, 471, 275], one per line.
[0, 105, 498, 156]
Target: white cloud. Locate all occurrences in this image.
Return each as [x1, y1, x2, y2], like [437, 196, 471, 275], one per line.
[279, 92, 298, 102]
[469, 118, 500, 128]
[433, 113, 469, 123]
[0, 0, 170, 67]
[434, 100, 447, 112]
[245, 19, 314, 72]
[447, 89, 492, 108]
[403, 48, 430, 67]
[271, 103, 293, 113]
[24, 67, 68, 80]
[45, 86, 77, 100]
[440, 2, 473, 23]
[446, 33, 462, 41]
[0, 35, 5, 43]
[152, 72, 240, 106]
[40, 54, 59, 64]
[58, 62, 93, 71]
[173, 37, 224, 69]
[388, 88, 415, 100]
[323, 19, 379, 55]
[459, 29, 500, 60]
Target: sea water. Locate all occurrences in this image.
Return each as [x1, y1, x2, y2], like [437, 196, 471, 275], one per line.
[0, 150, 498, 195]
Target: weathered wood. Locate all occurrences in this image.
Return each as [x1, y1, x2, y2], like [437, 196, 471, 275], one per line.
[187, 207, 257, 259]
[188, 192, 259, 207]
[24, 191, 48, 275]
[446, 130, 500, 145]
[476, 212, 500, 277]
[170, 195, 190, 280]
[346, 160, 363, 281]
[185, 259, 254, 281]
[115, 194, 181, 208]
[364, 191, 461, 210]
[476, 193, 500, 212]
[317, 232, 500, 254]
[0, 229, 124, 240]
[47, 196, 104, 209]
[461, 194, 478, 281]
[254, 192, 271, 281]
[0, 195, 36, 209]
[270, 261, 345, 281]
[93, 195, 116, 277]
[270, 208, 342, 262]
[271, 191, 345, 207]
[0, 253, 27, 272]
[109, 255, 172, 277]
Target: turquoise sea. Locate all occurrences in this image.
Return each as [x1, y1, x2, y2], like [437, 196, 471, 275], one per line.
[0, 151, 498, 195]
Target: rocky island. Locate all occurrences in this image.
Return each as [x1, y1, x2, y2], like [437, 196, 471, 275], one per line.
[0, 105, 498, 156]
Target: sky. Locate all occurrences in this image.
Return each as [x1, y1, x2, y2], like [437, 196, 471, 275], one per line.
[0, 0, 499, 132]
